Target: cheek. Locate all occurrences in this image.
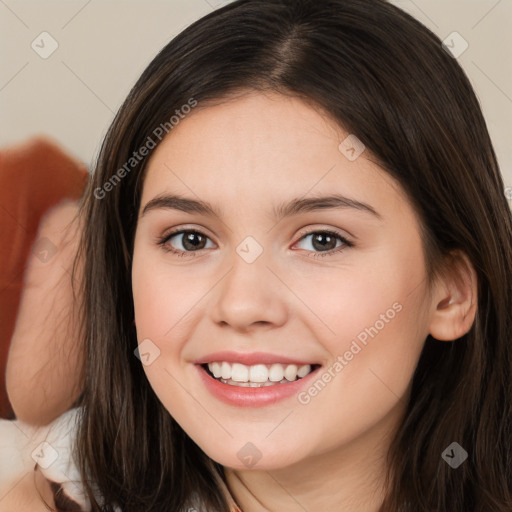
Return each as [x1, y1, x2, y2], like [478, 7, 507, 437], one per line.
[294, 247, 430, 396]
[132, 253, 207, 342]
[284, 279, 428, 459]
[131, 257, 206, 420]
[131, 250, 214, 403]
[292, 260, 424, 351]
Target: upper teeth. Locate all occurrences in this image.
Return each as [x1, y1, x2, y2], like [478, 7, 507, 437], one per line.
[207, 362, 313, 383]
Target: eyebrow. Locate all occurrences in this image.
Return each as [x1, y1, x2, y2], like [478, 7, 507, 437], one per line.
[140, 193, 382, 220]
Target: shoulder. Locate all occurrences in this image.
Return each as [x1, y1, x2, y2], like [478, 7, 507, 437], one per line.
[0, 408, 95, 511]
[0, 409, 78, 511]
[33, 407, 96, 511]
[0, 464, 57, 512]
[1, 409, 239, 512]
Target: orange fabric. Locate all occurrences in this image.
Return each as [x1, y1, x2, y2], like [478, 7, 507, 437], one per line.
[0, 136, 89, 419]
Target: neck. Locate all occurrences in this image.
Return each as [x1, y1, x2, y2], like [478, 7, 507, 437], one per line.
[224, 400, 405, 512]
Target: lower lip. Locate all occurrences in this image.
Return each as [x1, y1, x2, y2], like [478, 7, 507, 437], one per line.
[196, 364, 321, 407]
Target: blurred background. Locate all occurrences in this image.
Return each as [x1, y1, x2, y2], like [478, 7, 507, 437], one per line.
[0, 0, 511, 188]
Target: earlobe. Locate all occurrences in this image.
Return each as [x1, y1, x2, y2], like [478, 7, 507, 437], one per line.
[428, 251, 478, 342]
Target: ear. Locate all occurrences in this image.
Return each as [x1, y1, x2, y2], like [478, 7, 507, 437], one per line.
[428, 250, 478, 341]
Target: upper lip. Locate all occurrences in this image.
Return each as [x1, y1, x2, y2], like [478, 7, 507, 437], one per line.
[194, 351, 319, 366]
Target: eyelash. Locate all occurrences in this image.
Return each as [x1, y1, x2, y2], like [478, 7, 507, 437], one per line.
[157, 228, 354, 259]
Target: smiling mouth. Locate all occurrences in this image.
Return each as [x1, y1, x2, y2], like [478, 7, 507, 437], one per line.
[202, 361, 321, 388]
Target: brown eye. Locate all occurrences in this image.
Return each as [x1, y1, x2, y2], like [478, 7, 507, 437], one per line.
[159, 230, 214, 255]
[179, 232, 208, 251]
[294, 230, 352, 257]
[310, 232, 339, 251]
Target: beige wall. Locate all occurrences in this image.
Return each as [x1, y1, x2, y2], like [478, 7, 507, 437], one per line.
[1, 0, 511, 192]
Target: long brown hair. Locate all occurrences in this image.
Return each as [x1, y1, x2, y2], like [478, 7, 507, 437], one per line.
[72, 0, 512, 510]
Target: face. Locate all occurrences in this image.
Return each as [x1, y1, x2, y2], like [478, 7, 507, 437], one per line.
[131, 91, 433, 471]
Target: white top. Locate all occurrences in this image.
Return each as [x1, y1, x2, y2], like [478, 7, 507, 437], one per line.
[0, 408, 240, 512]
[0, 408, 102, 510]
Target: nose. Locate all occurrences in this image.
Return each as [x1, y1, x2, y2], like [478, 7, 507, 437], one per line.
[209, 248, 288, 333]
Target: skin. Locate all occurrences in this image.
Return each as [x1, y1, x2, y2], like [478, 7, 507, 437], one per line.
[132, 90, 477, 511]
[0, 466, 56, 511]
[6, 200, 83, 426]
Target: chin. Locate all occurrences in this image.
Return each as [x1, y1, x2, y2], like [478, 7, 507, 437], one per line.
[197, 438, 307, 472]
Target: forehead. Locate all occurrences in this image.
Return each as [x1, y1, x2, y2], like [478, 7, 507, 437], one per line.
[140, 91, 410, 220]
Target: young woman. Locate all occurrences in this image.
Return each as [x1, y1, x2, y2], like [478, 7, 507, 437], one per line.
[10, 0, 512, 510]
